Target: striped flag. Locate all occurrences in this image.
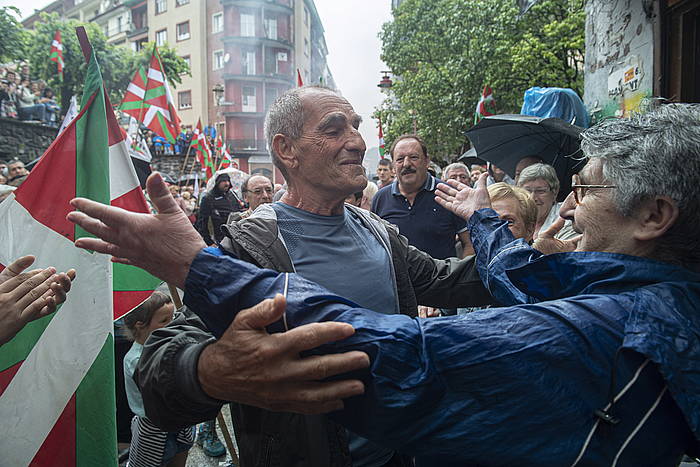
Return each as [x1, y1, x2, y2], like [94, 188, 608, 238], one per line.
[218, 146, 237, 170]
[474, 86, 496, 125]
[297, 68, 304, 87]
[143, 46, 181, 143]
[192, 119, 215, 180]
[49, 30, 64, 80]
[119, 66, 148, 120]
[0, 37, 161, 465]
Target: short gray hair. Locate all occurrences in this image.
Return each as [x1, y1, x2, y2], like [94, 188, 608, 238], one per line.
[444, 162, 468, 177]
[264, 86, 338, 179]
[517, 163, 560, 194]
[581, 104, 700, 268]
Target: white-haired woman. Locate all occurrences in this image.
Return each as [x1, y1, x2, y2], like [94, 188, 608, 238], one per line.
[517, 163, 577, 240]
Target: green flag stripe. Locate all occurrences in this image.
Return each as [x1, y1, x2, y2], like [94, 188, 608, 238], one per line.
[0, 313, 57, 372]
[144, 86, 166, 100]
[119, 101, 148, 111]
[156, 113, 176, 143]
[75, 56, 110, 240]
[75, 334, 117, 466]
[113, 262, 163, 291]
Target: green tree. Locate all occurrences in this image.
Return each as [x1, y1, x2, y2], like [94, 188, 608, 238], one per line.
[26, 15, 190, 112]
[376, 0, 585, 164]
[0, 7, 28, 64]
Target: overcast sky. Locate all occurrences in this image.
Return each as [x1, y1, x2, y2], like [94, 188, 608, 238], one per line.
[5, 0, 392, 151]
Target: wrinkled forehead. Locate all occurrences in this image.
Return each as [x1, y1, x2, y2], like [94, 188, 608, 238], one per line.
[248, 176, 272, 189]
[301, 91, 360, 126]
[448, 168, 468, 175]
[578, 158, 605, 182]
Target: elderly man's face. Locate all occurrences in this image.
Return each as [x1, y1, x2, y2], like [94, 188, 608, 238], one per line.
[446, 168, 469, 185]
[293, 91, 367, 196]
[245, 176, 273, 211]
[560, 159, 634, 254]
[8, 162, 27, 178]
[393, 139, 429, 188]
[491, 197, 533, 243]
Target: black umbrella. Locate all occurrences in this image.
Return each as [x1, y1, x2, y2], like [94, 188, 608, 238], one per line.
[457, 147, 487, 167]
[465, 115, 585, 200]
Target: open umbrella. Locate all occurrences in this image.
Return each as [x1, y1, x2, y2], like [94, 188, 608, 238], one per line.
[465, 115, 585, 200]
[457, 147, 487, 167]
[205, 167, 248, 199]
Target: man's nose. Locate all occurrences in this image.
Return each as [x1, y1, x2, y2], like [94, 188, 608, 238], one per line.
[559, 191, 576, 220]
[345, 128, 366, 153]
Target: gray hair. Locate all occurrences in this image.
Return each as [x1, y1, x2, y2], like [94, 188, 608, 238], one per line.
[581, 103, 700, 268]
[264, 86, 337, 179]
[444, 162, 469, 177]
[517, 163, 560, 194]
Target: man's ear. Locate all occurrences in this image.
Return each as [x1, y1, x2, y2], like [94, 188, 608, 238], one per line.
[633, 196, 679, 242]
[271, 134, 299, 172]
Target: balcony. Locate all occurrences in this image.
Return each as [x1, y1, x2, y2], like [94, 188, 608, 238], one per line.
[226, 139, 268, 152]
[221, 0, 293, 15]
[222, 35, 293, 51]
[222, 73, 294, 86]
[127, 23, 148, 38]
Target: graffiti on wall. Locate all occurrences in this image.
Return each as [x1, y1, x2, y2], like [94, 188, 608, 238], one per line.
[606, 56, 649, 117]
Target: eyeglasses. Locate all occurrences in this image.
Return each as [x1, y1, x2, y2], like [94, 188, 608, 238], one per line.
[247, 187, 273, 195]
[571, 174, 617, 205]
[522, 186, 551, 196]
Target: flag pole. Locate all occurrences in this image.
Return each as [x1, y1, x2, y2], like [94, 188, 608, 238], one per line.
[178, 137, 193, 185]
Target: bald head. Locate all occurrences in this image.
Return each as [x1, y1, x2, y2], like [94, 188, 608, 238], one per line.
[243, 175, 273, 211]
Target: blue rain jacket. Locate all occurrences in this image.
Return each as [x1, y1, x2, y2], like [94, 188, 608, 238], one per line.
[184, 209, 700, 466]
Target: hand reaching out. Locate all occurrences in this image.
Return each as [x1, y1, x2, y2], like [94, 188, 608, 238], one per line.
[435, 172, 492, 221]
[0, 255, 76, 346]
[67, 172, 206, 288]
[198, 294, 369, 414]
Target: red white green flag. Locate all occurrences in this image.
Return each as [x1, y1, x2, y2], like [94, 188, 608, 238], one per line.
[118, 65, 148, 120]
[474, 86, 497, 125]
[0, 37, 161, 465]
[49, 30, 64, 80]
[192, 119, 215, 180]
[143, 46, 181, 144]
[297, 68, 304, 87]
[218, 147, 237, 170]
[378, 116, 386, 159]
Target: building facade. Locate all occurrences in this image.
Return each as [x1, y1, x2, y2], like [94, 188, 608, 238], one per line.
[24, 0, 336, 181]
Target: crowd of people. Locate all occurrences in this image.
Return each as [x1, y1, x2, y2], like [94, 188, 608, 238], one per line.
[2, 84, 700, 466]
[0, 64, 61, 126]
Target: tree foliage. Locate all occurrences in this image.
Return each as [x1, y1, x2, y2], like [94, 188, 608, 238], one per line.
[376, 0, 585, 164]
[0, 7, 29, 64]
[25, 14, 190, 111]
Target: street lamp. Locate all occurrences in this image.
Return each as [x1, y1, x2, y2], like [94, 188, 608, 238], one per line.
[212, 83, 224, 106]
[377, 71, 393, 89]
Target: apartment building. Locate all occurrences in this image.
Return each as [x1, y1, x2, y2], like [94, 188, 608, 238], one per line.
[24, 0, 335, 181]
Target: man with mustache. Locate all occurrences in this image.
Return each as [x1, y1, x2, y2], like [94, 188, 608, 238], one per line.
[372, 134, 470, 260]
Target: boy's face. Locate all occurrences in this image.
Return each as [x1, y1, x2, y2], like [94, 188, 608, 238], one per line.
[144, 303, 175, 336]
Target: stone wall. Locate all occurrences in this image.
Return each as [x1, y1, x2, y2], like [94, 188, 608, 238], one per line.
[584, 0, 657, 123]
[0, 118, 58, 163]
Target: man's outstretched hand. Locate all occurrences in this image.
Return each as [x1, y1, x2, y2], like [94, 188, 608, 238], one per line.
[198, 294, 370, 414]
[0, 255, 76, 346]
[435, 172, 492, 221]
[67, 172, 206, 288]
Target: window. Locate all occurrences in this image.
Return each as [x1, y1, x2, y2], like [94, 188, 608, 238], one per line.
[176, 21, 190, 41]
[181, 55, 191, 74]
[240, 13, 255, 37]
[178, 90, 192, 110]
[155, 0, 167, 15]
[116, 15, 123, 33]
[241, 122, 257, 149]
[242, 86, 256, 112]
[304, 6, 309, 26]
[211, 12, 223, 34]
[265, 87, 278, 110]
[242, 51, 255, 75]
[213, 50, 224, 70]
[176, 0, 189, 5]
[265, 18, 277, 40]
[304, 38, 309, 57]
[155, 28, 167, 46]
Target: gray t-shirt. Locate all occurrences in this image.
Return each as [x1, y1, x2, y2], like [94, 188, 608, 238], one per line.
[273, 202, 396, 467]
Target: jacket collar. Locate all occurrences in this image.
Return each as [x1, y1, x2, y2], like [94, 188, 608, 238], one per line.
[390, 173, 437, 196]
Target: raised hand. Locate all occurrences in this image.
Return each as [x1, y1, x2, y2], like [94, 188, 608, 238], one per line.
[435, 172, 492, 221]
[198, 294, 369, 414]
[67, 172, 206, 288]
[0, 256, 76, 346]
[532, 217, 582, 255]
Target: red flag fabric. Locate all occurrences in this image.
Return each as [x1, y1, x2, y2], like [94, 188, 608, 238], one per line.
[297, 69, 304, 87]
[49, 31, 64, 79]
[142, 46, 181, 143]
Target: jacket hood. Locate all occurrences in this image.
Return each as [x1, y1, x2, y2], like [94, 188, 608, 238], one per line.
[510, 252, 700, 440]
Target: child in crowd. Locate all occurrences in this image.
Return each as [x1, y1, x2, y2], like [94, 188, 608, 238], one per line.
[123, 291, 195, 467]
